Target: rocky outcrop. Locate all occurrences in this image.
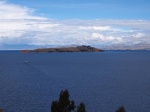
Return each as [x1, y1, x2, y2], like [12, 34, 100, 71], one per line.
[28, 45, 103, 52]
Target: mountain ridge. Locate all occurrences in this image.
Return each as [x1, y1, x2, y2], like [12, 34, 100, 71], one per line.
[22, 45, 103, 53]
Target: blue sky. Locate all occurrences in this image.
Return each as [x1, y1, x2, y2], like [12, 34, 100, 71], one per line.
[0, 0, 150, 49]
[6, 0, 150, 19]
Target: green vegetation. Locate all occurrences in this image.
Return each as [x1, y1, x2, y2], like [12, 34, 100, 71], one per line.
[51, 89, 127, 112]
[115, 106, 126, 112]
[77, 103, 86, 112]
[51, 89, 86, 112]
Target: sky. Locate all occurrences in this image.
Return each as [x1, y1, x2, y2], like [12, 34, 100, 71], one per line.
[0, 0, 150, 49]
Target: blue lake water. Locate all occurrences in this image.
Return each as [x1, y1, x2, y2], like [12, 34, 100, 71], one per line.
[0, 51, 150, 112]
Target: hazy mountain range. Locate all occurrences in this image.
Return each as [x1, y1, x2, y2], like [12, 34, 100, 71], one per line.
[1, 43, 150, 50]
[97, 43, 150, 50]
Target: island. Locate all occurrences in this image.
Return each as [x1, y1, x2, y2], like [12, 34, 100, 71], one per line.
[21, 45, 103, 53]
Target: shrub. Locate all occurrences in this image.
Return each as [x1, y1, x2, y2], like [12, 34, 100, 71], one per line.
[115, 106, 126, 112]
[51, 89, 85, 112]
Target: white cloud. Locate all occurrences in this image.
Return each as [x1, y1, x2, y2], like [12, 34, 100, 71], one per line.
[0, 1, 150, 49]
[79, 26, 111, 31]
[91, 33, 123, 44]
[93, 26, 111, 31]
[0, 1, 45, 19]
[133, 33, 145, 38]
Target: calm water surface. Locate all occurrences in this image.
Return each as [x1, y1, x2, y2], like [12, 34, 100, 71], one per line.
[0, 51, 150, 112]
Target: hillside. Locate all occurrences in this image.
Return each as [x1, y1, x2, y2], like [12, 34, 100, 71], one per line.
[26, 45, 103, 52]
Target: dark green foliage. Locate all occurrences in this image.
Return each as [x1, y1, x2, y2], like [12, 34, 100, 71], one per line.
[68, 100, 75, 111]
[59, 90, 70, 112]
[51, 89, 85, 112]
[51, 101, 59, 112]
[77, 103, 86, 112]
[115, 106, 126, 112]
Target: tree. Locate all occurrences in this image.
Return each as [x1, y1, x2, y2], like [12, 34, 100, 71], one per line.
[68, 100, 75, 111]
[51, 89, 85, 112]
[51, 101, 59, 112]
[59, 90, 70, 112]
[77, 103, 86, 112]
[115, 106, 126, 112]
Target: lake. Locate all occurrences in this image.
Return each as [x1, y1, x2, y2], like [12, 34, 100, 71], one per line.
[0, 51, 150, 112]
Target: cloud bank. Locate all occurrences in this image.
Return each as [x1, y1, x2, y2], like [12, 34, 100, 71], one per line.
[0, 1, 150, 49]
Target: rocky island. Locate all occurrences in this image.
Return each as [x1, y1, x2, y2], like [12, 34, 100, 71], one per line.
[23, 45, 103, 53]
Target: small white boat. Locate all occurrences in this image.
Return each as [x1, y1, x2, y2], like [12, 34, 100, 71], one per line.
[24, 61, 29, 63]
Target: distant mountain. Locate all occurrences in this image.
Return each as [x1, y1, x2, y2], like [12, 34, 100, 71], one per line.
[99, 43, 150, 50]
[26, 45, 103, 52]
